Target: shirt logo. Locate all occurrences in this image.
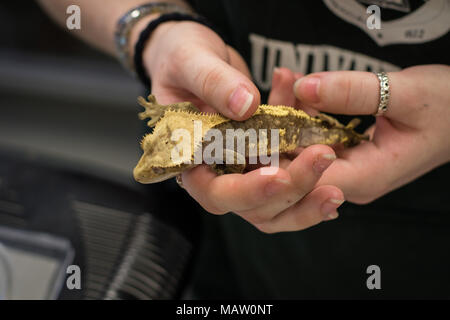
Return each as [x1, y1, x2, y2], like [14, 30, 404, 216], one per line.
[249, 33, 400, 91]
[357, 0, 411, 12]
[323, 0, 450, 46]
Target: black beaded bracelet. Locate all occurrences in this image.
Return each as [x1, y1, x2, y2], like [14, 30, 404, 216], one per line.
[133, 12, 227, 89]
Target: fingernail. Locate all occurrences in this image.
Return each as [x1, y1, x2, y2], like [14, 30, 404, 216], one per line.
[325, 211, 339, 221]
[313, 153, 336, 175]
[272, 68, 281, 87]
[294, 77, 320, 103]
[229, 86, 254, 117]
[265, 178, 290, 197]
[321, 198, 344, 220]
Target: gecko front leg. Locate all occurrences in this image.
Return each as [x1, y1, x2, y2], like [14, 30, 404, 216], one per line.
[137, 94, 200, 128]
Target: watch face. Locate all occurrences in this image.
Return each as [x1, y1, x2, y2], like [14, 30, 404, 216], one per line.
[323, 0, 450, 46]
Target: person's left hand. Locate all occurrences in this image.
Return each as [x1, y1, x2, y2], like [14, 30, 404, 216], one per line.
[182, 67, 345, 233]
[184, 65, 450, 234]
[287, 64, 450, 206]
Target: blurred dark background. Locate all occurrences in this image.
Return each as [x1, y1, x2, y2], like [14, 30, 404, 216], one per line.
[0, 1, 144, 185]
[0, 2, 200, 300]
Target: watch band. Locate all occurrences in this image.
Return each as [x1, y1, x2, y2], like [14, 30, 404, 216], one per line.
[133, 12, 221, 88]
[115, 2, 191, 75]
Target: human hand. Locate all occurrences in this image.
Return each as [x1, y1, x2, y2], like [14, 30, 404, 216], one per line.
[182, 68, 345, 232]
[293, 65, 450, 204]
[141, 22, 346, 232]
[142, 20, 259, 118]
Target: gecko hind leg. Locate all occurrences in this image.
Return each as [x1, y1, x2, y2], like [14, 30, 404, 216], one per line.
[345, 118, 361, 129]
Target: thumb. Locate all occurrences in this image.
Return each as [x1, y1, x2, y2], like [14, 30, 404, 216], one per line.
[292, 68, 432, 123]
[178, 52, 260, 120]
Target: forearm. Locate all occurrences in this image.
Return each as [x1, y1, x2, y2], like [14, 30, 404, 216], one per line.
[37, 0, 192, 56]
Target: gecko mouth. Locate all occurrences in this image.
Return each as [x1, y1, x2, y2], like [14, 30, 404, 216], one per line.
[133, 168, 179, 184]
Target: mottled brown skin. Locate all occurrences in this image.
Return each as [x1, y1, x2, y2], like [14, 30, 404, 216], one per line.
[133, 95, 368, 184]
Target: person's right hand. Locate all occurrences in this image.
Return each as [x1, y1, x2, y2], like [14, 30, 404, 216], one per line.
[142, 22, 344, 232]
[142, 21, 260, 118]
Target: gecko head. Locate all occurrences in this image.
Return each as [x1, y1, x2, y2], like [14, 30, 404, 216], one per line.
[133, 132, 192, 184]
[133, 155, 191, 183]
[133, 162, 179, 184]
[133, 138, 170, 183]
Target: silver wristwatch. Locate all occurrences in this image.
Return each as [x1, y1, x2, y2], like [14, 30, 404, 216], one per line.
[115, 2, 191, 75]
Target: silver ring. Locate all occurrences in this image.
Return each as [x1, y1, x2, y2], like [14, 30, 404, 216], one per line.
[374, 72, 390, 116]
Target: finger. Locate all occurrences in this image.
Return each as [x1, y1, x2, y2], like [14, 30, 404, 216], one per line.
[181, 164, 292, 214]
[267, 68, 317, 115]
[151, 84, 219, 114]
[286, 144, 337, 194]
[255, 185, 344, 233]
[178, 52, 260, 120]
[294, 72, 303, 80]
[236, 145, 337, 223]
[245, 156, 292, 172]
[268, 67, 298, 106]
[292, 70, 425, 121]
[292, 73, 318, 115]
[317, 118, 405, 204]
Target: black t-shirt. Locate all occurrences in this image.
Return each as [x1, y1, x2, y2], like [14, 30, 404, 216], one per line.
[186, 0, 450, 298]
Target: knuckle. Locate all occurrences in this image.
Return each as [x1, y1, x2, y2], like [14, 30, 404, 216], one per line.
[344, 172, 385, 205]
[198, 188, 229, 215]
[339, 76, 354, 112]
[203, 191, 229, 214]
[245, 213, 270, 225]
[203, 203, 228, 215]
[198, 67, 222, 99]
[168, 46, 197, 83]
[333, 75, 368, 113]
[358, 180, 390, 204]
[209, 178, 256, 213]
[207, 186, 232, 213]
[254, 223, 277, 234]
[172, 45, 192, 67]
[241, 209, 272, 225]
[360, 76, 374, 111]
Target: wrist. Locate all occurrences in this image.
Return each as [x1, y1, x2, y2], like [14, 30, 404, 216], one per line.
[115, 2, 194, 75]
[128, 14, 162, 62]
[141, 20, 180, 77]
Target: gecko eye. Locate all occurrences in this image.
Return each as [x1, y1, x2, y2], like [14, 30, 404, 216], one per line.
[152, 167, 164, 174]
